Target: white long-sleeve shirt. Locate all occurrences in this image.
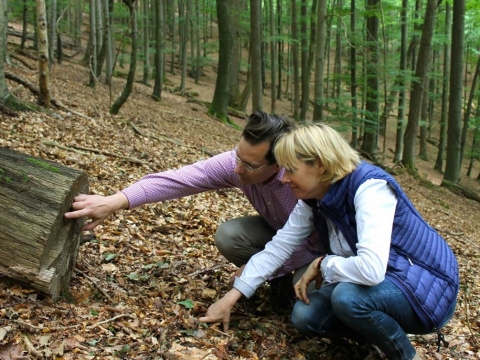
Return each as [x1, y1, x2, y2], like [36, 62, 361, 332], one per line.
[234, 178, 398, 298]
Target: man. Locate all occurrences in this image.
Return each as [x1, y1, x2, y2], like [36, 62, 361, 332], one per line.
[65, 111, 322, 313]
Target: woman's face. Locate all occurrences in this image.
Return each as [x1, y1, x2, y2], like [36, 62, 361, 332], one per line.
[281, 160, 328, 199]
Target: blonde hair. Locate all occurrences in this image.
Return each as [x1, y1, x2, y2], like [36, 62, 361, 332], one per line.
[274, 123, 361, 183]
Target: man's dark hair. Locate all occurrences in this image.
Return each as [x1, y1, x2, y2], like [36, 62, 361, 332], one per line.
[242, 111, 296, 164]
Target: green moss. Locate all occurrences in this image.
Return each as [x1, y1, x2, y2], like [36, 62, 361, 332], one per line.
[26, 158, 60, 173]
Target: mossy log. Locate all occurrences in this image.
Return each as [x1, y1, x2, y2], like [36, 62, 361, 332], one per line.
[0, 147, 88, 298]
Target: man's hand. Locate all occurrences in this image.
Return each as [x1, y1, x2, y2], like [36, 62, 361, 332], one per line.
[198, 288, 242, 332]
[64, 192, 129, 231]
[294, 257, 324, 304]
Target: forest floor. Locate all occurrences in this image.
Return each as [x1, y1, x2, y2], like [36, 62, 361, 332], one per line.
[1, 39, 480, 360]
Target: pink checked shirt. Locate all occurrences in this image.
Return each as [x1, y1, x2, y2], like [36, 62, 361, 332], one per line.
[121, 149, 323, 278]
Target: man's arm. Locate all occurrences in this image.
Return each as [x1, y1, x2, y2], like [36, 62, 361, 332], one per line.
[64, 151, 237, 230]
[65, 192, 129, 231]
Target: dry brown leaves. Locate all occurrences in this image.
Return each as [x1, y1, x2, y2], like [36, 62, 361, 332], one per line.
[1, 52, 480, 360]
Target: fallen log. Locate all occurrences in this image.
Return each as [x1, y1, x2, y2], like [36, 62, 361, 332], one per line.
[0, 147, 88, 298]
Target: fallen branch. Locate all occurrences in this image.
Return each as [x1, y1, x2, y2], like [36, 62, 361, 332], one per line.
[189, 263, 228, 276]
[86, 314, 136, 330]
[128, 121, 217, 157]
[5, 71, 95, 121]
[71, 144, 146, 165]
[9, 53, 35, 70]
[12, 319, 78, 331]
[74, 268, 112, 300]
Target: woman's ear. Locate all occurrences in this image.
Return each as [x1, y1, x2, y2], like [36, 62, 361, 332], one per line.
[316, 159, 326, 175]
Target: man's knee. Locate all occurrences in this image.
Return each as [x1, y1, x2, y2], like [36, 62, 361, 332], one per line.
[214, 221, 236, 255]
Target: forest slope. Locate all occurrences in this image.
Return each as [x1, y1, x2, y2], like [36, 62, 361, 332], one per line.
[0, 53, 480, 360]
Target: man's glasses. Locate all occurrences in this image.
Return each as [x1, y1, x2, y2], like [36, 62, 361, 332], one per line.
[233, 151, 269, 172]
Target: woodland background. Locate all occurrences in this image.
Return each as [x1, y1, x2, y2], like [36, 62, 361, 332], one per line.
[1, 0, 480, 359]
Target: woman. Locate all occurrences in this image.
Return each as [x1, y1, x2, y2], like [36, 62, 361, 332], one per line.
[200, 124, 459, 360]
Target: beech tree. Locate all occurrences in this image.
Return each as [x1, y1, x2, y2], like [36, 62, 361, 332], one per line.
[402, 0, 438, 170]
[110, 0, 138, 115]
[36, 0, 51, 108]
[208, 0, 235, 125]
[443, 0, 465, 184]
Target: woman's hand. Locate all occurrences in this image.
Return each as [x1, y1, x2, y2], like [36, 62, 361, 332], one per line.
[64, 192, 129, 231]
[199, 288, 242, 332]
[294, 256, 324, 304]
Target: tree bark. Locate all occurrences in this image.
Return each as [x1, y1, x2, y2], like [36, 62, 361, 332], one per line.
[110, 0, 138, 115]
[250, 0, 263, 112]
[443, 0, 465, 184]
[312, 0, 327, 121]
[360, 0, 380, 155]
[208, 0, 236, 126]
[0, 148, 88, 298]
[152, 0, 164, 101]
[434, 2, 451, 172]
[402, 0, 437, 170]
[35, 0, 51, 108]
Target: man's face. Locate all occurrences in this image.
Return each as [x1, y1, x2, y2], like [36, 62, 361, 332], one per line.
[234, 137, 279, 185]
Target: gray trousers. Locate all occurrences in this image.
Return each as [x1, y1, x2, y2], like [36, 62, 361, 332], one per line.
[215, 215, 312, 290]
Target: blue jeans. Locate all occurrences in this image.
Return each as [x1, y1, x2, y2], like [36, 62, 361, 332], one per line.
[291, 279, 433, 360]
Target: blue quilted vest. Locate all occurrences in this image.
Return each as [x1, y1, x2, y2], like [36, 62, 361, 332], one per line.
[305, 161, 459, 329]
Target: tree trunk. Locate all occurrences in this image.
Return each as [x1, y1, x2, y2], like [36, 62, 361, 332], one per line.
[0, 148, 88, 298]
[142, 0, 150, 85]
[152, 0, 164, 101]
[460, 53, 480, 165]
[35, 0, 51, 108]
[0, 0, 10, 104]
[110, 0, 138, 115]
[360, 0, 380, 155]
[250, 0, 263, 112]
[402, 0, 437, 170]
[208, 0, 235, 125]
[88, 0, 97, 87]
[229, 0, 241, 108]
[350, 0, 358, 148]
[48, 0, 56, 69]
[419, 74, 430, 160]
[443, 0, 465, 184]
[312, 0, 327, 121]
[434, 2, 450, 172]
[291, 0, 299, 119]
[269, 0, 276, 113]
[300, 0, 317, 121]
[21, 0, 28, 49]
[466, 111, 479, 178]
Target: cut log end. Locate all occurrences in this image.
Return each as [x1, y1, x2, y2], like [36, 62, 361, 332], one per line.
[0, 147, 88, 299]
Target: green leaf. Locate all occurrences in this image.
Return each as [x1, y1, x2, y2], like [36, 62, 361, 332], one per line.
[178, 299, 195, 309]
[104, 253, 116, 262]
[90, 309, 99, 316]
[87, 339, 100, 346]
[127, 273, 139, 280]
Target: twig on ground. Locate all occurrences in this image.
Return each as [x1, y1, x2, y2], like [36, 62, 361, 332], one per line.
[23, 336, 43, 359]
[188, 264, 228, 276]
[74, 268, 112, 300]
[86, 314, 136, 330]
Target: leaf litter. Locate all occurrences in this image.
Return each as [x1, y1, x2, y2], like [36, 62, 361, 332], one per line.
[0, 55, 480, 360]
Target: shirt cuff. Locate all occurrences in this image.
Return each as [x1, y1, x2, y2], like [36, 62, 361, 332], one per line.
[232, 277, 256, 298]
